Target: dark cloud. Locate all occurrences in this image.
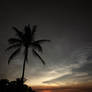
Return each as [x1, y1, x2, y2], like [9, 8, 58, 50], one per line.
[72, 62, 92, 75]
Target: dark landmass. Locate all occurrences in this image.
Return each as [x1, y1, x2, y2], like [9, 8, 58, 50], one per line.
[0, 78, 36, 92]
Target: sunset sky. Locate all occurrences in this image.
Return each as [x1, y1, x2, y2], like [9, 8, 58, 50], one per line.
[0, 0, 92, 88]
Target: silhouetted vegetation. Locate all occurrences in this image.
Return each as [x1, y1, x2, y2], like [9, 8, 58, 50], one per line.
[0, 78, 35, 92]
[3, 24, 50, 92]
[6, 24, 50, 83]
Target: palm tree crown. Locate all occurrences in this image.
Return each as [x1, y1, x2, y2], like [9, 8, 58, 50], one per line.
[6, 24, 50, 83]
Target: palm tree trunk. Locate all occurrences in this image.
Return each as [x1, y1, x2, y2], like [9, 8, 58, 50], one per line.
[21, 56, 26, 83]
[21, 47, 28, 84]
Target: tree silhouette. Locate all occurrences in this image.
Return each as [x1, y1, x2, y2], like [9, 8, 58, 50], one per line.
[0, 78, 36, 92]
[6, 24, 50, 83]
[0, 79, 9, 92]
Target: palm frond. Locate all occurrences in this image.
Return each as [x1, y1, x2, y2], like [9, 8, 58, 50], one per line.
[31, 25, 37, 40]
[32, 49, 46, 65]
[12, 26, 23, 39]
[24, 24, 32, 41]
[34, 39, 50, 44]
[24, 24, 31, 33]
[32, 43, 43, 53]
[8, 48, 21, 64]
[8, 38, 21, 44]
[6, 44, 21, 51]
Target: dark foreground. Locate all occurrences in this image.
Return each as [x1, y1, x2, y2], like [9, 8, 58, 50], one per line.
[0, 79, 35, 92]
[1, 79, 92, 92]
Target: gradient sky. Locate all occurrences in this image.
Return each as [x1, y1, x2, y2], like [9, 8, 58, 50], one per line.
[0, 0, 92, 87]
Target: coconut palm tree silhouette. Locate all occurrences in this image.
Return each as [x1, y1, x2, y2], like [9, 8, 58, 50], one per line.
[6, 24, 50, 83]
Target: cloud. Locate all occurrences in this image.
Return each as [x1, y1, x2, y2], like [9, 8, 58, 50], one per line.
[72, 62, 92, 75]
[25, 66, 73, 86]
[5, 45, 92, 86]
[41, 47, 92, 85]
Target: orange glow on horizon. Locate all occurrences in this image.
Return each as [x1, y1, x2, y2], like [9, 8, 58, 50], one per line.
[26, 82, 92, 88]
[41, 90, 52, 92]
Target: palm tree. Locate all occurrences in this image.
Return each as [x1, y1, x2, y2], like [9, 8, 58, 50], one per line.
[6, 24, 50, 83]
